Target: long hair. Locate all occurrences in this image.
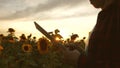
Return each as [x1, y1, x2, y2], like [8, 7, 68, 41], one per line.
[90, 0, 114, 9]
[103, 0, 114, 9]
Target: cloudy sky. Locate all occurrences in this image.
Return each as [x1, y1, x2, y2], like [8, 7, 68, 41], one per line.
[0, 0, 100, 40]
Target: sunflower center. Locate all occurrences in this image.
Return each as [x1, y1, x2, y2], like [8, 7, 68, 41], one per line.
[24, 46, 29, 51]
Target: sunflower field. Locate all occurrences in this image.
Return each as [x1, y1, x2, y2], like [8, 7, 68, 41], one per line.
[0, 37, 78, 68]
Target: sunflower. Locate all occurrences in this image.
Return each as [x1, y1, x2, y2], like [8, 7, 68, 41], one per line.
[0, 45, 3, 50]
[37, 37, 49, 54]
[22, 44, 32, 53]
[0, 45, 3, 55]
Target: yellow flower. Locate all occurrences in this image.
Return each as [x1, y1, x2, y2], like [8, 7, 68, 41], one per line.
[0, 45, 3, 51]
[0, 45, 3, 55]
[22, 44, 32, 53]
[9, 39, 15, 43]
[37, 37, 49, 54]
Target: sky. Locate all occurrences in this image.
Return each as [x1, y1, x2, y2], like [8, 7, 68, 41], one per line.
[0, 0, 101, 40]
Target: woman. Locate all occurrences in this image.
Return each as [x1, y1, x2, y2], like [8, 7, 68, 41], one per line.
[78, 0, 120, 68]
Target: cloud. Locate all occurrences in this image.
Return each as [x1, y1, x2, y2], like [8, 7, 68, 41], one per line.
[36, 10, 99, 20]
[0, 0, 88, 20]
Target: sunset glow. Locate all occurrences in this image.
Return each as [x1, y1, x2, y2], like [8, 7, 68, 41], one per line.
[0, 0, 100, 40]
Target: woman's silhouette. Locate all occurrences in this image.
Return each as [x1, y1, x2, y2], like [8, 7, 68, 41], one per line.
[78, 0, 120, 68]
